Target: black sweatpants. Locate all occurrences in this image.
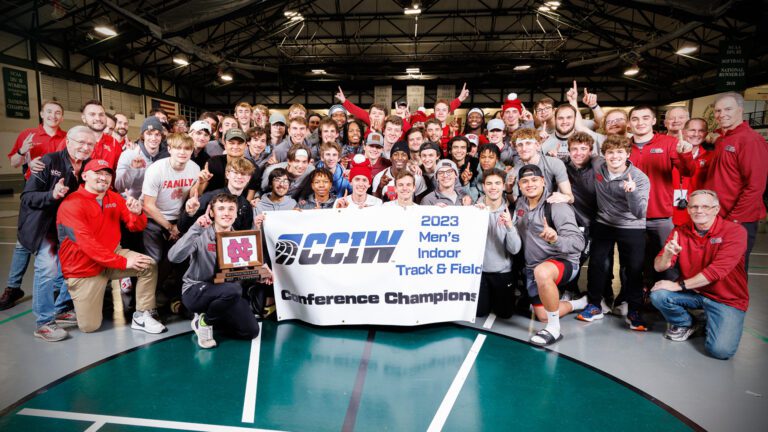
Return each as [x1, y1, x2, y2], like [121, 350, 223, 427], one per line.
[476, 271, 516, 319]
[182, 282, 260, 339]
[587, 223, 645, 313]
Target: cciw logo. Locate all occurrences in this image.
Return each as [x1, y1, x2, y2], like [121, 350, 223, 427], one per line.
[276, 230, 403, 265]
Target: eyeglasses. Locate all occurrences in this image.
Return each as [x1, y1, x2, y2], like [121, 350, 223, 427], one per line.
[605, 119, 626, 126]
[535, 107, 552, 113]
[70, 138, 96, 147]
[687, 204, 717, 211]
[436, 170, 455, 177]
[273, 178, 290, 185]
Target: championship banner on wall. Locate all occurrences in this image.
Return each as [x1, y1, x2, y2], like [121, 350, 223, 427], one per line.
[264, 206, 489, 326]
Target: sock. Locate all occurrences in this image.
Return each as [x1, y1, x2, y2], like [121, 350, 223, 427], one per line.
[199, 314, 208, 327]
[568, 296, 588, 311]
[544, 311, 560, 338]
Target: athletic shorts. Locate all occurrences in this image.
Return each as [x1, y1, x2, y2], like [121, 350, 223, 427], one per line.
[524, 259, 579, 306]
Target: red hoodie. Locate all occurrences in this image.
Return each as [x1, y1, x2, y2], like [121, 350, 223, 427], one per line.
[702, 121, 768, 223]
[57, 186, 147, 278]
[630, 133, 695, 219]
[661, 217, 748, 311]
[91, 133, 123, 170]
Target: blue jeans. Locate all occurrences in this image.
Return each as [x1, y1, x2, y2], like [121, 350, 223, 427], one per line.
[650, 289, 745, 360]
[7, 241, 32, 288]
[32, 238, 68, 327]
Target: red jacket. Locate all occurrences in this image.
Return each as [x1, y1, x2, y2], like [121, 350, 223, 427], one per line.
[630, 133, 696, 219]
[91, 133, 123, 170]
[660, 216, 748, 311]
[703, 121, 768, 223]
[57, 186, 147, 278]
[7, 125, 67, 180]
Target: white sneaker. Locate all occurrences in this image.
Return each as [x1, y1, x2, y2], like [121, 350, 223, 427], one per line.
[191, 313, 217, 349]
[613, 301, 629, 317]
[131, 310, 167, 334]
[600, 299, 613, 314]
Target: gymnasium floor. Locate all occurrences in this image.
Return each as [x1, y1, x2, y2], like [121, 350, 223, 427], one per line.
[0, 194, 766, 431]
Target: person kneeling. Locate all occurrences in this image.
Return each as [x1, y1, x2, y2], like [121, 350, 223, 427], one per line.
[514, 165, 586, 346]
[57, 159, 165, 334]
[168, 193, 266, 348]
[650, 190, 748, 360]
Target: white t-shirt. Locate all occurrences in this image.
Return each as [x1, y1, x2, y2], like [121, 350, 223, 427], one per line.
[371, 168, 427, 201]
[142, 158, 200, 220]
[334, 194, 382, 209]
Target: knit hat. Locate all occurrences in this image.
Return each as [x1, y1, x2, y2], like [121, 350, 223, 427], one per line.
[141, 117, 165, 135]
[391, 141, 410, 157]
[411, 108, 428, 124]
[348, 154, 372, 183]
[329, 105, 347, 116]
[502, 92, 523, 114]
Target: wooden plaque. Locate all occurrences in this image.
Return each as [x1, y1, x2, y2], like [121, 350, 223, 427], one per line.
[214, 230, 264, 283]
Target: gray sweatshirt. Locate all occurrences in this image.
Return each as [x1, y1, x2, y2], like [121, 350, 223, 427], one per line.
[168, 223, 220, 294]
[594, 160, 650, 229]
[254, 194, 298, 215]
[514, 195, 585, 269]
[482, 201, 522, 273]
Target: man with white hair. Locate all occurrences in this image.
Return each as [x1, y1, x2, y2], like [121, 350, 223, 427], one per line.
[19, 126, 96, 341]
[702, 92, 768, 271]
[651, 190, 748, 360]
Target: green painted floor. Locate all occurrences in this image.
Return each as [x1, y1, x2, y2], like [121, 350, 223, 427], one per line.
[0, 321, 691, 431]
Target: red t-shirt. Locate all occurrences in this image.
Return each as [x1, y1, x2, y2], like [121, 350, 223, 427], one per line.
[7, 125, 67, 179]
[671, 147, 711, 226]
[91, 133, 123, 170]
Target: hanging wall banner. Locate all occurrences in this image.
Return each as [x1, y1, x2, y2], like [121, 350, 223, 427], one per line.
[717, 41, 747, 91]
[374, 86, 392, 110]
[436, 85, 456, 101]
[264, 206, 489, 326]
[3, 67, 30, 119]
[407, 85, 425, 109]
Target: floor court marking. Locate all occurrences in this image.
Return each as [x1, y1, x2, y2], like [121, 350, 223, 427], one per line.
[427, 314, 495, 432]
[83, 421, 105, 432]
[17, 408, 286, 432]
[342, 329, 376, 432]
[241, 323, 262, 423]
[0, 309, 32, 326]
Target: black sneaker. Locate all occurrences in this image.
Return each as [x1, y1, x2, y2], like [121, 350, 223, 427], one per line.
[0, 288, 24, 311]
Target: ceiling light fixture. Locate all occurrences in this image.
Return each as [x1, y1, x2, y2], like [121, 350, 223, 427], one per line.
[404, 6, 421, 15]
[311, 69, 326, 74]
[406, 67, 420, 74]
[94, 25, 117, 37]
[538, 6, 551, 12]
[172, 55, 189, 66]
[220, 72, 233, 81]
[284, 11, 297, 17]
[514, 65, 532, 71]
[545, 1, 561, 7]
[624, 65, 640, 76]
[676, 45, 698, 55]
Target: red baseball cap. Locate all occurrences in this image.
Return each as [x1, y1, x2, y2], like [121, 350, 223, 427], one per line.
[83, 159, 114, 174]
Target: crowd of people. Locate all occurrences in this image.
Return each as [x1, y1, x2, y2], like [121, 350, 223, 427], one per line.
[1, 82, 765, 359]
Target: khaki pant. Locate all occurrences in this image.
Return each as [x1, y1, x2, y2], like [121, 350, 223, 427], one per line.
[67, 249, 157, 333]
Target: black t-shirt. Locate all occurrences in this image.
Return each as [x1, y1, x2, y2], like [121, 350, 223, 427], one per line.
[205, 155, 262, 194]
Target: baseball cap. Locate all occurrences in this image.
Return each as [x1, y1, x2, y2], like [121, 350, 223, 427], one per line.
[224, 128, 247, 142]
[189, 120, 212, 134]
[269, 112, 286, 125]
[141, 117, 165, 135]
[396, 100, 408, 107]
[465, 133, 480, 147]
[487, 119, 505, 131]
[366, 132, 384, 147]
[84, 159, 114, 175]
[436, 159, 459, 175]
[518, 164, 544, 179]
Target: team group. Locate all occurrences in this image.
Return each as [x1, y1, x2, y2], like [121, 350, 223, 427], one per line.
[2, 82, 765, 355]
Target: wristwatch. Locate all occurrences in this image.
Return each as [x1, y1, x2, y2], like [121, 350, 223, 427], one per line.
[16, 149, 25, 156]
[679, 280, 688, 292]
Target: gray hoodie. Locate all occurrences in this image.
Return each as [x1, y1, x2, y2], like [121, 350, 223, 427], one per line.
[482, 201, 522, 273]
[514, 194, 585, 269]
[594, 160, 649, 229]
[168, 223, 220, 294]
[254, 194, 298, 215]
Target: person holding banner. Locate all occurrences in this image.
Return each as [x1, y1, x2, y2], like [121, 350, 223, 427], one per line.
[334, 155, 382, 209]
[474, 168, 522, 318]
[297, 168, 337, 210]
[513, 164, 586, 346]
[420, 160, 471, 206]
[168, 193, 266, 348]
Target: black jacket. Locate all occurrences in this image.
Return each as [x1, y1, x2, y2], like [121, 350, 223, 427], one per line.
[18, 149, 86, 252]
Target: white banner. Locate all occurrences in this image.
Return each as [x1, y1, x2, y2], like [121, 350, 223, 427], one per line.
[436, 84, 456, 101]
[407, 85, 425, 109]
[374, 85, 392, 109]
[264, 206, 489, 326]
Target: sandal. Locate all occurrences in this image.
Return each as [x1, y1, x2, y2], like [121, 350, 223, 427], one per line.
[530, 329, 563, 347]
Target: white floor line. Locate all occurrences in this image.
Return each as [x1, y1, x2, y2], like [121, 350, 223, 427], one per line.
[241, 323, 262, 423]
[748, 273, 768, 276]
[749, 252, 768, 256]
[18, 408, 284, 432]
[84, 421, 105, 432]
[427, 314, 494, 432]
